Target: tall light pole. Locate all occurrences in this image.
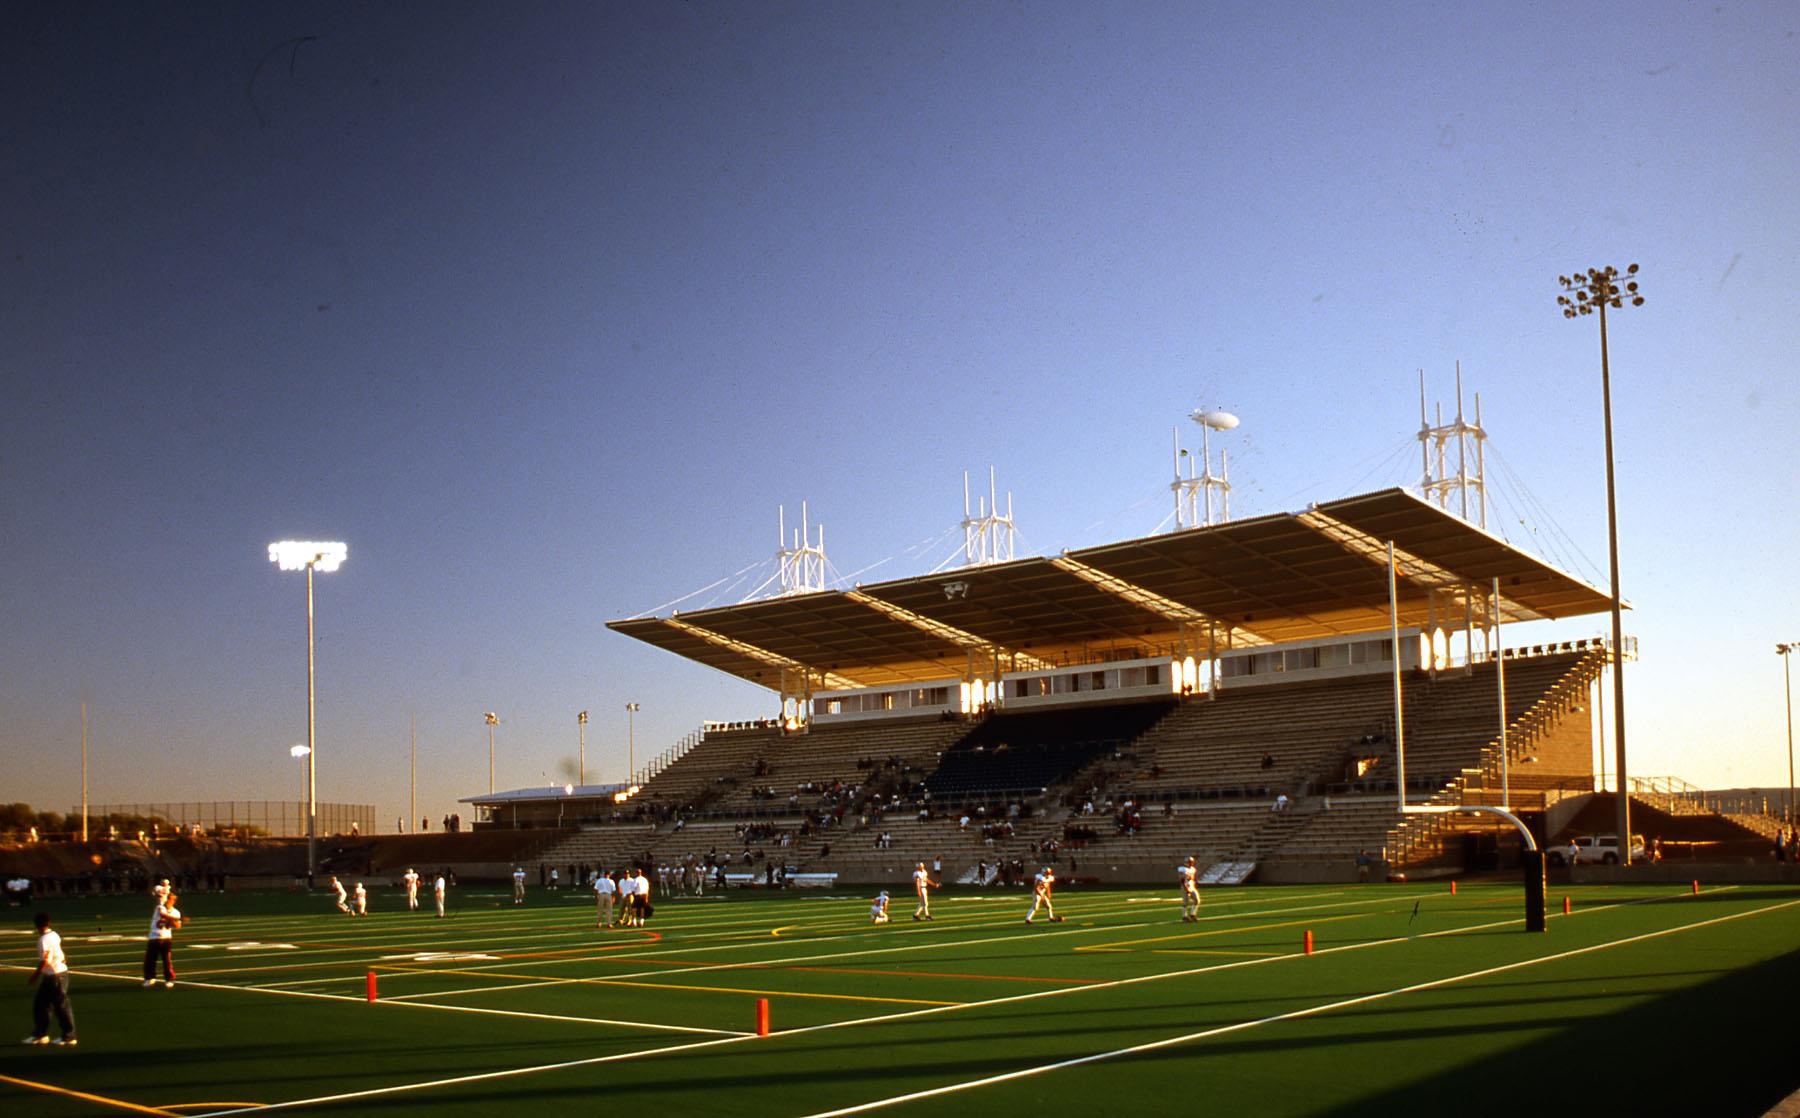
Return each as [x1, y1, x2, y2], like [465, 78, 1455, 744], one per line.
[409, 713, 417, 835]
[1779, 643, 1797, 826]
[484, 712, 500, 794]
[269, 540, 348, 885]
[80, 702, 89, 844]
[1557, 265, 1642, 864]
[625, 702, 640, 784]
[577, 710, 589, 787]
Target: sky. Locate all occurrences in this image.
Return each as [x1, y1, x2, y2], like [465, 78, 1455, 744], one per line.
[3, 2, 1797, 830]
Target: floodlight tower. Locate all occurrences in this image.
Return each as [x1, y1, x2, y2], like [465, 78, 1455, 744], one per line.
[484, 711, 500, 794]
[267, 539, 348, 885]
[960, 467, 1016, 566]
[1172, 408, 1239, 529]
[1779, 643, 1797, 826]
[1557, 264, 1643, 864]
[577, 710, 589, 787]
[625, 702, 641, 785]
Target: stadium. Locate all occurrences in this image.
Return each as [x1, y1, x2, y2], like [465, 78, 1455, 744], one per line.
[6, 402, 1800, 1117]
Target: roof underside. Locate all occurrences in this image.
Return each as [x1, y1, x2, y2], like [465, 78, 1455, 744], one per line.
[607, 489, 1614, 691]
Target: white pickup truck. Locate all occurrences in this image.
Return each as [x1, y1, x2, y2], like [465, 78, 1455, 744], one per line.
[1550, 833, 1646, 866]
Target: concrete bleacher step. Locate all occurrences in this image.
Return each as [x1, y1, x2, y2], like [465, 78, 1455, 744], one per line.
[1199, 859, 1255, 885]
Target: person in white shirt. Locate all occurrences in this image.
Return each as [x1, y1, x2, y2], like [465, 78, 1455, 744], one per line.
[617, 870, 638, 926]
[433, 873, 447, 918]
[870, 890, 890, 924]
[151, 877, 171, 904]
[352, 882, 367, 916]
[633, 868, 651, 925]
[142, 893, 182, 988]
[25, 913, 77, 1045]
[402, 868, 420, 911]
[330, 876, 350, 915]
[593, 868, 617, 928]
[549, 867, 559, 890]
[912, 863, 936, 921]
[1025, 867, 1059, 924]
[512, 867, 527, 905]
[1178, 857, 1200, 922]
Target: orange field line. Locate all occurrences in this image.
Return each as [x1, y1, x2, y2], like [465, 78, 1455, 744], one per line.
[0, 1072, 181, 1116]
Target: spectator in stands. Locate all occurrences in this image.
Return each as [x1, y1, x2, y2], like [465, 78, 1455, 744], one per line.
[1261, 752, 1275, 770]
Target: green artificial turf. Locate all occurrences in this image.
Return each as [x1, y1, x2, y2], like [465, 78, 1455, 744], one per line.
[3, 881, 1796, 1116]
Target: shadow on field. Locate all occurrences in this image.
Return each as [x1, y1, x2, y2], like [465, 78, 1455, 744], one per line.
[1314, 945, 1800, 1117]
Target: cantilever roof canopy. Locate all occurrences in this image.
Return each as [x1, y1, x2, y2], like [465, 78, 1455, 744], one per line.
[607, 488, 1615, 692]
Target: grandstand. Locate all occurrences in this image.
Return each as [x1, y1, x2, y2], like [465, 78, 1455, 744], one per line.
[531, 488, 1638, 883]
[402, 486, 1777, 887]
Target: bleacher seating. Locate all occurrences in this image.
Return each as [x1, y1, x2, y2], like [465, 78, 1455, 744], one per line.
[923, 701, 1174, 799]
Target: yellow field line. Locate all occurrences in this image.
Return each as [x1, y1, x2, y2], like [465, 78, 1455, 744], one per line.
[1150, 948, 1284, 957]
[371, 961, 959, 1006]
[594, 977, 961, 1006]
[0, 1072, 181, 1116]
[1076, 911, 1369, 952]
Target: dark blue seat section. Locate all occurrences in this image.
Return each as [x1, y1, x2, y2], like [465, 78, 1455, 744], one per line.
[922, 701, 1175, 799]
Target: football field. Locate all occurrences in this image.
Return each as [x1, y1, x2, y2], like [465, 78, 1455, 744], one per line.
[4, 880, 1798, 1116]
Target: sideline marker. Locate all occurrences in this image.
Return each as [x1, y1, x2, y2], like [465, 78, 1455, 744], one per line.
[366, 969, 378, 1002]
[755, 997, 770, 1036]
[1691, 880, 1700, 896]
[1562, 896, 1571, 915]
[1302, 929, 1313, 955]
[1449, 880, 1457, 895]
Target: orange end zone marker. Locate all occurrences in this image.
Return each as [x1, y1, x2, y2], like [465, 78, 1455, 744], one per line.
[1691, 880, 1700, 896]
[1449, 880, 1457, 894]
[1562, 896, 1571, 915]
[1302, 929, 1313, 955]
[755, 997, 770, 1036]
[366, 969, 377, 1002]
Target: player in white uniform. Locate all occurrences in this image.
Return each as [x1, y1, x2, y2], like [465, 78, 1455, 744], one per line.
[1025, 866, 1060, 924]
[330, 876, 351, 914]
[511, 867, 527, 905]
[870, 890, 890, 924]
[352, 882, 367, 916]
[26, 912, 77, 1045]
[433, 873, 447, 917]
[403, 868, 420, 911]
[912, 863, 936, 921]
[143, 893, 182, 988]
[1178, 856, 1200, 922]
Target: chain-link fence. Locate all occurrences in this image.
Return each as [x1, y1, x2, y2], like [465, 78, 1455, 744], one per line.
[72, 802, 374, 838]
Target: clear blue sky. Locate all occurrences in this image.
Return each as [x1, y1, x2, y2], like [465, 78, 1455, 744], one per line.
[4, 2, 1796, 828]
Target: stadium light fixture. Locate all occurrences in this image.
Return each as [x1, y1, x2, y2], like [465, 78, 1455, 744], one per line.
[1779, 643, 1797, 827]
[268, 540, 347, 885]
[484, 712, 500, 794]
[1556, 265, 1642, 865]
